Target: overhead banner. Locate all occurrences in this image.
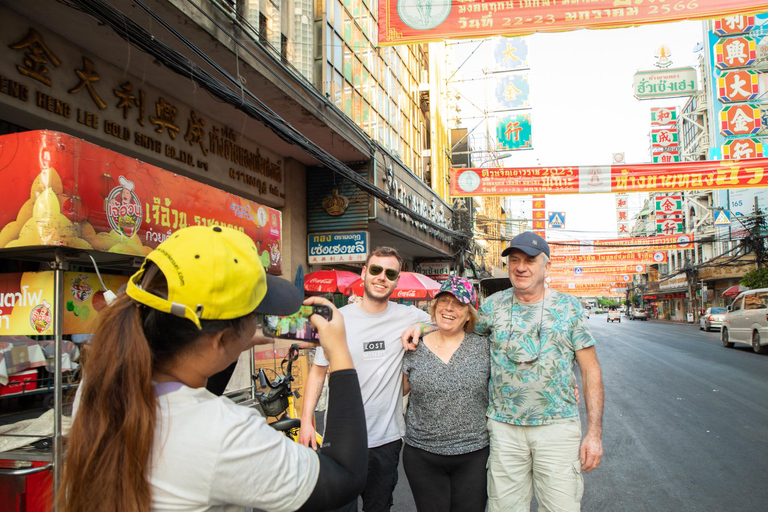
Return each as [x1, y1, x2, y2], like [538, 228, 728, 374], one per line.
[549, 264, 647, 276]
[450, 158, 768, 196]
[377, 0, 768, 46]
[550, 251, 668, 266]
[547, 275, 631, 286]
[550, 233, 694, 255]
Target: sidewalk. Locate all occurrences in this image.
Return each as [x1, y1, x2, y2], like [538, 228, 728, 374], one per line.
[647, 317, 697, 326]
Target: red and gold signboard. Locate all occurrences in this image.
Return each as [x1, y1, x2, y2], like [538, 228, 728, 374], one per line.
[720, 104, 761, 136]
[714, 15, 755, 36]
[717, 70, 760, 102]
[532, 194, 545, 238]
[378, 0, 768, 45]
[715, 36, 758, 69]
[550, 251, 668, 266]
[450, 159, 768, 196]
[0, 131, 284, 274]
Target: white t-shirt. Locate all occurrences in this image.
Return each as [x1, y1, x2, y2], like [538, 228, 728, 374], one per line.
[314, 302, 430, 448]
[150, 384, 319, 512]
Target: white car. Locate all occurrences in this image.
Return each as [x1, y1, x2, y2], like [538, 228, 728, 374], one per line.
[630, 308, 648, 321]
[699, 307, 726, 332]
[721, 289, 768, 354]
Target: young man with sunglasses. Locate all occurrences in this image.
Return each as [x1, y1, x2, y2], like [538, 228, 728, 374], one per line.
[300, 246, 431, 512]
[477, 232, 604, 512]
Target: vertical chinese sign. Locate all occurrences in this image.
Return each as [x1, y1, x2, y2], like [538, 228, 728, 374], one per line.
[616, 194, 629, 238]
[651, 107, 680, 163]
[532, 194, 546, 239]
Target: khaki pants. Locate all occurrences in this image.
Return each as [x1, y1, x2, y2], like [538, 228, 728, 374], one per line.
[487, 419, 584, 512]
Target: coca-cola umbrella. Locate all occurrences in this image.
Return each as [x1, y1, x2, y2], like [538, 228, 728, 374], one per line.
[722, 284, 748, 298]
[343, 272, 442, 300]
[304, 270, 360, 295]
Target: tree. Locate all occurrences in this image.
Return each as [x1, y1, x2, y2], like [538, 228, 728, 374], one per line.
[741, 266, 768, 289]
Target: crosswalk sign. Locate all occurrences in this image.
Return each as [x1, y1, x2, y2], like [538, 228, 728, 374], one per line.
[548, 212, 565, 229]
[713, 209, 732, 226]
[575, 267, 583, 275]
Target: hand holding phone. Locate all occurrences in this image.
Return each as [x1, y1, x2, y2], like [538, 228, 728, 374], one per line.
[262, 305, 333, 342]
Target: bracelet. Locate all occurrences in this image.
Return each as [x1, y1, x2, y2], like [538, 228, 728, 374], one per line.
[418, 322, 430, 334]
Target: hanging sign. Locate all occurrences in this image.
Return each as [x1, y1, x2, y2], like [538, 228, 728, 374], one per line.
[650, 107, 678, 126]
[655, 195, 683, 215]
[653, 152, 680, 163]
[723, 138, 764, 159]
[0, 131, 284, 273]
[551, 234, 694, 255]
[714, 15, 756, 36]
[657, 217, 685, 235]
[308, 232, 369, 264]
[713, 209, 732, 226]
[548, 212, 565, 229]
[720, 104, 761, 136]
[633, 67, 697, 99]
[551, 264, 647, 276]
[450, 158, 768, 196]
[714, 36, 758, 69]
[651, 128, 679, 147]
[0, 272, 55, 336]
[377, 0, 768, 46]
[717, 70, 760, 103]
[496, 114, 532, 151]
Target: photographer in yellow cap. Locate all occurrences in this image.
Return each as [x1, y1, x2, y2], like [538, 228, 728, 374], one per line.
[59, 225, 366, 512]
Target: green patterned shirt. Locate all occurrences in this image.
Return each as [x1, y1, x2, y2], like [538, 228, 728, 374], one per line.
[476, 288, 595, 426]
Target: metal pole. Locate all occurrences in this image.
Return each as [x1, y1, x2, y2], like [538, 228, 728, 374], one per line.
[51, 250, 67, 511]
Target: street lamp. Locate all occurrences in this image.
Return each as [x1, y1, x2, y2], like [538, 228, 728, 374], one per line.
[472, 153, 512, 168]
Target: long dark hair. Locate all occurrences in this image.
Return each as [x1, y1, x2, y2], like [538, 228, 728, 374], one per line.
[59, 264, 257, 512]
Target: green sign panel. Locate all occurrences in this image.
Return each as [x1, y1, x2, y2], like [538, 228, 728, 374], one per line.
[496, 114, 532, 151]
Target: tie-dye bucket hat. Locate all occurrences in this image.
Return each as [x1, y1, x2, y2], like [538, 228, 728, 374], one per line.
[436, 276, 477, 305]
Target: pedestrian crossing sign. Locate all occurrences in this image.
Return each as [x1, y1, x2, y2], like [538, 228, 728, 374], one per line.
[713, 209, 731, 226]
[548, 212, 565, 229]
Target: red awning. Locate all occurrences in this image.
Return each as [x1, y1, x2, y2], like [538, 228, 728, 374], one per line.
[722, 285, 747, 298]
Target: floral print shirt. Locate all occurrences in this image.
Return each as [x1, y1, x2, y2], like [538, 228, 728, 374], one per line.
[476, 288, 595, 426]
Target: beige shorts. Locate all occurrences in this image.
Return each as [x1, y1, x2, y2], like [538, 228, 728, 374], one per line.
[487, 418, 584, 512]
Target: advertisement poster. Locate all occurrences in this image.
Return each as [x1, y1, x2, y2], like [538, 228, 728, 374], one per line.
[0, 272, 55, 336]
[378, 0, 767, 45]
[0, 131, 283, 274]
[62, 272, 130, 334]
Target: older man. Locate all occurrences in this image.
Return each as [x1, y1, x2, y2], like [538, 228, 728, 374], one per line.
[477, 231, 604, 512]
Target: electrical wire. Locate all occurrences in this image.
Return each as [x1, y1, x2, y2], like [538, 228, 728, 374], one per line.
[60, 0, 466, 241]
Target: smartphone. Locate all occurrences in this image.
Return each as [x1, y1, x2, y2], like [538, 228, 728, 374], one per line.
[262, 305, 333, 342]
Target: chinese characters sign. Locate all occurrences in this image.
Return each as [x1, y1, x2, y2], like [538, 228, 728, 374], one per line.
[0, 131, 284, 274]
[450, 159, 768, 196]
[0, 21, 284, 206]
[377, 0, 768, 46]
[496, 114, 531, 150]
[307, 232, 369, 264]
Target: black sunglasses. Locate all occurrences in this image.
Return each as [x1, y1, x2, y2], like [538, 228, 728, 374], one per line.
[368, 264, 399, 281]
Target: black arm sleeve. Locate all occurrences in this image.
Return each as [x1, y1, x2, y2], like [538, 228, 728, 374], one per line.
[296, 369, 367, 511]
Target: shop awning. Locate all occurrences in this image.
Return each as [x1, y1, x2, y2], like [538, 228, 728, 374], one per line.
[722, 285, 747, 298]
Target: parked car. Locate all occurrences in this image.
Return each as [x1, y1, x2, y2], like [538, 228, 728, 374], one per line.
[699, 307, 727, 332]
[630, 308, 648, 321]
[721, 289, 768, 354]
[607, 308, 621, 323]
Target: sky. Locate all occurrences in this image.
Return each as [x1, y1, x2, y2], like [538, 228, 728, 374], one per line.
[450, 19, 707, 242]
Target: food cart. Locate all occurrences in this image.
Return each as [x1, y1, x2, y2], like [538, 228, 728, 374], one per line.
[0, 130, 286, 510]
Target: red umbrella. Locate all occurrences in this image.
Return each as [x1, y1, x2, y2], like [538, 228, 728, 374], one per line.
[304, 270, 360, 295]
[722, 284, 747, 298]
[343, 272, 442, 300]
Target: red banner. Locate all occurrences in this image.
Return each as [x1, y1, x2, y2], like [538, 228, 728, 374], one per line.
[0, 131, 283, 273]
[378, 0, 768, 46]
[550, 234, 695, 255]
[451, 158, 768, 196]
[549, 264, 646, 276]
[551, 251, 668, 266]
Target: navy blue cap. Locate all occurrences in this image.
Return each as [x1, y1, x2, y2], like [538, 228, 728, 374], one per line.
[501, 232, 550, 258]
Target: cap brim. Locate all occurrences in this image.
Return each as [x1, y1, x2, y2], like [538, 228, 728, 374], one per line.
[254, 274, 303, 315]
[501, 245, 544, 258]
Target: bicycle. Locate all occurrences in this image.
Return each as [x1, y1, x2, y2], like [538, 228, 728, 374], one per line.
[255, 343, 323, 446]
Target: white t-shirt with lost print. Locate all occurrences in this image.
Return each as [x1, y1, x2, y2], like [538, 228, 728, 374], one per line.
[314, 301, 430, 448]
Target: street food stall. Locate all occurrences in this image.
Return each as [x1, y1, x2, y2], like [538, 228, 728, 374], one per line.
[0, 130, 285, 510]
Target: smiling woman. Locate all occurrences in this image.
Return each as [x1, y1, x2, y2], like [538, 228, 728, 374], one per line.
[401, 277, 491, 512]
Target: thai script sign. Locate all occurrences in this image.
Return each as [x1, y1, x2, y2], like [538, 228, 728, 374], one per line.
[377, 0, 768, 46]
[550, 264, 647, 277]
[0, 273, 54, 335]
[550, 234, 694, 255]
[450, 159, 768, 196]
[633, 67, 697, 99]
[550, 251, 668, 266]
[0, 131, 283, 273]
[308, 231, 368, 264]
[415, 261, 451, 279]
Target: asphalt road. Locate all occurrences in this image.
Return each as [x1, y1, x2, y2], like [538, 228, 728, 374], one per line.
[387, 316, 768, 512]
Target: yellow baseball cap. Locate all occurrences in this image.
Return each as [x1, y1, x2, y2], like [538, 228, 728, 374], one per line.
[126, 225, 302, 329]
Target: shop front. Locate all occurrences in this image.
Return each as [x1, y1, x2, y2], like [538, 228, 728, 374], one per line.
[698, 255, 756, 308]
